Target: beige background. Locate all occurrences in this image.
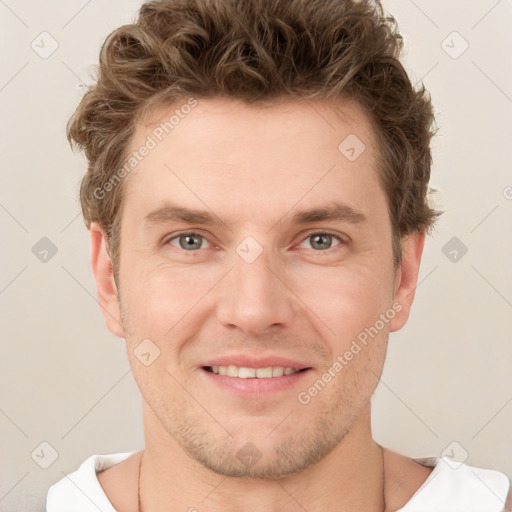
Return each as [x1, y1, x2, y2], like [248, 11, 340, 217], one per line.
[1, 0, 511, 510]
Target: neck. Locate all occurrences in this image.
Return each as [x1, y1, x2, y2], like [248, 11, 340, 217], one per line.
[138, 405, 386, 512]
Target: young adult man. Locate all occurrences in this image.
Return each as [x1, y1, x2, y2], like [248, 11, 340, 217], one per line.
[47, 0, 511, 510]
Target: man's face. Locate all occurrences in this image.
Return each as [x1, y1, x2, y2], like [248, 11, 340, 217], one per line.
[95, 97, 421, 478]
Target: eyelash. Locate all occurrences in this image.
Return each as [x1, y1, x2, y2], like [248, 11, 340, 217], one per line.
[164, 230, 346, 255]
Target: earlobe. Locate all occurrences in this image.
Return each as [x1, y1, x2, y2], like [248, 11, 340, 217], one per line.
[90, 223, 125, 338]
[389, 231, 426, 333]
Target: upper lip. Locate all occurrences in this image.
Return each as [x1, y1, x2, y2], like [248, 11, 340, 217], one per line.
[201, 354, 312, 371]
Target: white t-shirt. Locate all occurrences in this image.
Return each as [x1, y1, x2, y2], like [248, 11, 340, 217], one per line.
[46, 452, 511, 512]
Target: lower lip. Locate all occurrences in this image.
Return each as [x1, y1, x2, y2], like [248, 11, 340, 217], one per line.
[200, 367, 312, 396]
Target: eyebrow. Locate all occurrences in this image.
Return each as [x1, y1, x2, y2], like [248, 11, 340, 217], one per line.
[143, 201, 367, 229]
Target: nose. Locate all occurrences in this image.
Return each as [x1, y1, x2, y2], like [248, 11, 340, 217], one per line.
[216, 243, 295, 337]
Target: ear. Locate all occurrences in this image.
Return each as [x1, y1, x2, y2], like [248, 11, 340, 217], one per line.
[389, 230, 426, 333]
[90, 222, 125, 338]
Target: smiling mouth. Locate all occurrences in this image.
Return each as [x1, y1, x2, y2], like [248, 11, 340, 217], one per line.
[202, 365, 311, 378]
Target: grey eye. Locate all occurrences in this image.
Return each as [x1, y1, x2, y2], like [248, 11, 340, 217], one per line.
[310, 233, 332, 250]
[306, 233, 340, 251]
[170, 233, 206, 251]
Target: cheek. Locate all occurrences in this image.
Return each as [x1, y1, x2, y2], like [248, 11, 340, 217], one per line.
[119, 245, 395, 346]
[290, 262, 394, 342]
[120, 261, 210, 334]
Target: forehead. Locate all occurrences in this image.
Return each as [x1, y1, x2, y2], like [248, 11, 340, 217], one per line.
[122, 97, 386, 229]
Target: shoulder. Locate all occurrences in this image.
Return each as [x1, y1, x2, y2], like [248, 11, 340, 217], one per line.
[382, 447, 436, 511]
[382, 446, 511, 512]
[96, 451, 142, 512]
[426, 456, 510, 510]
[46, 451, 138, 512]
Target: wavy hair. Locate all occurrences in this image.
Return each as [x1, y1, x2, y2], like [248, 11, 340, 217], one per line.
[67, 0, 442, 271]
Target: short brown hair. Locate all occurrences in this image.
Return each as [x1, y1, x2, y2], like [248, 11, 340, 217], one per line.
[67, 0, 442, 273]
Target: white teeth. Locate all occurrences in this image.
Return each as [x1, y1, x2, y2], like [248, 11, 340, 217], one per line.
[238, 367, 256, 378]
[256, 367, 273, 378]
[272, 367, 284, 377]
[227, 365, 238, 377]
[210, 365, 301, 378]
